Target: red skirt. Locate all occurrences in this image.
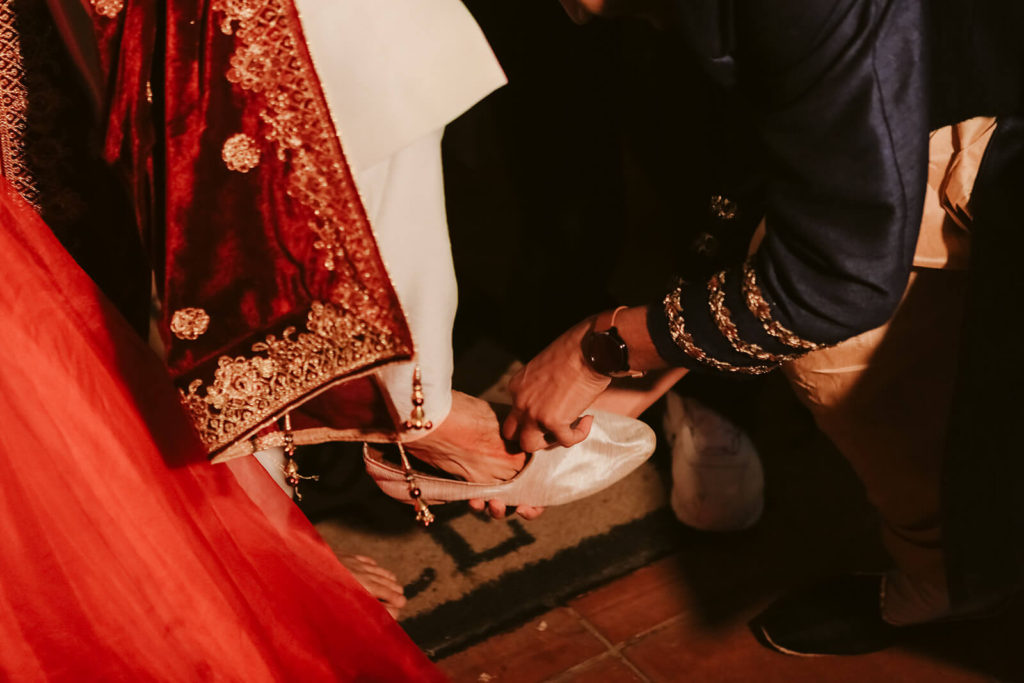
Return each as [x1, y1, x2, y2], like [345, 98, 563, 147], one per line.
[0, 183, 442, 681]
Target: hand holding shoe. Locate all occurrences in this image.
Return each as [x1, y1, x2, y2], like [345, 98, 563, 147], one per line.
[502, 317, 610, 453]
[503, 306, 671, 453]
[365, 409, 656, 509]
[403, 391, 542, 519]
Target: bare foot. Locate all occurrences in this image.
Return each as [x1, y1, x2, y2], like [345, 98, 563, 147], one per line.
[405, 391, 526, 482]
[340, 554, 407, 619]
[405, 391, 543, 519]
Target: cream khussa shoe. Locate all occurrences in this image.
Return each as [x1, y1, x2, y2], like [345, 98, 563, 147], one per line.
[364, 409, 656, 507]
[663, 391, 764, 531]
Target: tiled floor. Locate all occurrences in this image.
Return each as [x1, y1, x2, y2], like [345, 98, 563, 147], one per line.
[438, 554, 1024, 682]
[436, 378, 1024, 682]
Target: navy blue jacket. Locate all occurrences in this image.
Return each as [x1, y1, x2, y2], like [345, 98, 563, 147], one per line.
[649, 0, 1024, 374]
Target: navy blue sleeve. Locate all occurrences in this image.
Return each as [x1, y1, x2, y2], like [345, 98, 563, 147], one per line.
[652, 0, 929, 373]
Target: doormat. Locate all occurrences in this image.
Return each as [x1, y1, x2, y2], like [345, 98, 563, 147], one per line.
[306, 441, 687, 659]
[297, 371, 892, 660]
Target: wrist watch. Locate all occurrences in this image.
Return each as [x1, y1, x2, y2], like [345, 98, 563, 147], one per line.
[581, 307, 646, 378]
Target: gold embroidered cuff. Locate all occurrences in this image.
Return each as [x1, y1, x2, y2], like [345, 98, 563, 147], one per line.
[664, 286, 776, 376]
[707, 271, 800, 363]
[741, 258, 826, 352]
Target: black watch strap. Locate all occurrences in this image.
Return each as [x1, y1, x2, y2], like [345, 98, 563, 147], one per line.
[581, 307, 645, 378]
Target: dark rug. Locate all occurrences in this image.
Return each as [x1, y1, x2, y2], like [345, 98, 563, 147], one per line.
[303, 434, 685, 659]
[295, 342, 702, 659]
[296, 368, 889, 660]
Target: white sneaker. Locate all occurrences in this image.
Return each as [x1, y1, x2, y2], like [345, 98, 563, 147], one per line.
[663, 391, 764, 531]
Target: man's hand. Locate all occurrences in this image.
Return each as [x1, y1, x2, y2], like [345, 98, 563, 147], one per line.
[502, 317, 611, 453]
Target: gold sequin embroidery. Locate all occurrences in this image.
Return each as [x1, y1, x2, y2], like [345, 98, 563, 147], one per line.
[222, 133, 261, 173]
[90, 0, 124, 18]
[664, 286, 776, 375]
[213, 0, 262, 34]
[708, 271, 799, 363]
[181, 0, 413, 455]
[709, 194, 738, 221]
[0, 1, 38, 208]
[212, 0, 394, 307]
[741, 259, 826, 352]
[170, 308, 211, 341]
[180, 302, 405, 452]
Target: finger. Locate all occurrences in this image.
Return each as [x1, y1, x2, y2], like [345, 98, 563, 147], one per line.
[358, 564, 398, 582]
[507, 366, 525, 394]
[382, 580, 406, 600]
[519, 424, 552, 454]
[342, 555, 398, 581]
[502, 408, 523, 442]
[487, 499, 507, 519]
[570, 414, 595, 443]
[548, 421, 587, 449]
[468, 498, 486, 513]
[376, 586, 407, 609]
[517, 505, 545, 520]
[364, 574, 404, 596]
[364, 568, 405, 594]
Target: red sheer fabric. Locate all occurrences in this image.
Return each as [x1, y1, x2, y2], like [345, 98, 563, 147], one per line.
[0, 183, 443, 681]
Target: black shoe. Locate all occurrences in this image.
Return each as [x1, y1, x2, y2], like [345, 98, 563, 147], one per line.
[749, 574, 899, 656]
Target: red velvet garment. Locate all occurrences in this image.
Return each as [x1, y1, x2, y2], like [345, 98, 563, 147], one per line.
[52, 1, 415, 460]
[0, 183, 442, 681]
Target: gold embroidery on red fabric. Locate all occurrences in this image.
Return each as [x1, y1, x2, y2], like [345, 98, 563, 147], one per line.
[170, 308, 211, 341]
[222, 133, 261, 173]
[180, 302, 402, 452]
[664, 285, 776, 375]
[90, 0, 124, 18]
[0, 1, 39, 207]
[212, 0, 262, 34]
[211, 0, 398, 322]
[183, 0, 412, 454]
[741, 259, 826, 352]
[707, 271, 799, 363]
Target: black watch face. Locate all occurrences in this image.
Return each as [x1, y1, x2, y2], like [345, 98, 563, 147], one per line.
[584, 329, 629, 375]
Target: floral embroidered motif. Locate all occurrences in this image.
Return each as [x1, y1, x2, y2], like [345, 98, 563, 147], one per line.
[211, 0, 395, 311]
[0, 1, 38, 207]
[90, 0, 124, 18]
[707, 271, 799, 363]
[664, 285, 776, 375]
[212, 0, 263, 35]
[222, 133, 261, 173]
[709, 194, 738, 221]
[180, 0, 413, 455]
[180, 302, 404, 452]
[741, 258, 827, 352]
[170, 308, 211, 341]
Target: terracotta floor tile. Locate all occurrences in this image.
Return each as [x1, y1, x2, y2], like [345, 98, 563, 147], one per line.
[569, 555, 693, 645]
[548, 653, 646, 683]
[437, 607, 606, 683]
[621, 616, 999, 683]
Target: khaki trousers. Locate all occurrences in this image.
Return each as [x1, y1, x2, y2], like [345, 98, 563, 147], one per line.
[778, 118, 994, 623]
[783, 268, 965, 623]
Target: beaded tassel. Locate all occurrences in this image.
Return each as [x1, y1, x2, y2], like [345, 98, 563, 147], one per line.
[402, 366, 433, 431]
[400, 366, 433, 526]
[396, 441, 434, 526]
[281, 413, 318, 501]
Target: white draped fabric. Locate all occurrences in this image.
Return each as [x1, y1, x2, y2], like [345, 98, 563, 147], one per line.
[297, 0, 506, 427]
